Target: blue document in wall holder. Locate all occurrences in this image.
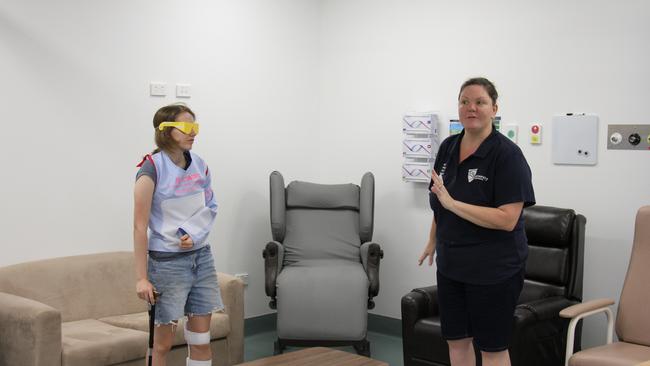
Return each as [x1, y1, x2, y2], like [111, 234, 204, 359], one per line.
[552, 114, 599, 166]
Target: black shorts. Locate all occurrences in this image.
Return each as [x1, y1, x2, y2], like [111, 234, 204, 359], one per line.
[436, 270, 524, 352]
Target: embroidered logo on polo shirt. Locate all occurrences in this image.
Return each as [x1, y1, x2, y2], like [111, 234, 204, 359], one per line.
[467, 169, 488, 182]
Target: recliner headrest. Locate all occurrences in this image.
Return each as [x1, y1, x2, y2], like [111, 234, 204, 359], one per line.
[524, 205, 575, 248]
[286, 181, 360, 210]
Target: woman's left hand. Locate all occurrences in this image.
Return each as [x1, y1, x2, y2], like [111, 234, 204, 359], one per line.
[430, 172, 455, 210]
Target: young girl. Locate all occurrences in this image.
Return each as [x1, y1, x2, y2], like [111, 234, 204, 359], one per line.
[134, 104, 223, 366]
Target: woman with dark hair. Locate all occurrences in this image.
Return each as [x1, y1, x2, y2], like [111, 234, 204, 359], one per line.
[418, 78, 535, 366]
[134, 104, 222, 366]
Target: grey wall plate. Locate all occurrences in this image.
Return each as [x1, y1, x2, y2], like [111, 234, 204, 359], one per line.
[607, 124, 650, 150]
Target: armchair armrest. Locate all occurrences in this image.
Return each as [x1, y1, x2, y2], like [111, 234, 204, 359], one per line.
[515, 296, 578, 327]
[217, 273, 244, 365]
[262, 241, 284, 309]
[360, 242, 384, 302]
[560, 298, 615, 319]
[0, 292, 62, 366]
[560, 298, 616, 366]
[401, 286, 440, 322]
[401, 285, 439, 356]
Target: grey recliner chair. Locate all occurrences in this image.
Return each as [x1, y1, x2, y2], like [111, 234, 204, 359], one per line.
[262, 171, 384, 356]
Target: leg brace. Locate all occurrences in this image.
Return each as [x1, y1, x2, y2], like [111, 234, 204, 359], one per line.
[184, 323, 211, 366]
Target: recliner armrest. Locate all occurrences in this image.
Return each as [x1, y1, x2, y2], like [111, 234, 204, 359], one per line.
[513, 296, 578, 330]
[401, 286, 439, 322]
[262, 241, 284, 307]
[360, 242, 383, 299]
[0, 292, 62, 366]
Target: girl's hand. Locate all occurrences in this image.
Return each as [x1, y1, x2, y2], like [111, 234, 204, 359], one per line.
[136, 278, 156, 304]
[418, 240, 436, 266]
[180, 234, 194, 249]
[430, 171, 455, 210]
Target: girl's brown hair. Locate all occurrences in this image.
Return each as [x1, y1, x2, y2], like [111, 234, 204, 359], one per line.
[151, 104, 196, 154]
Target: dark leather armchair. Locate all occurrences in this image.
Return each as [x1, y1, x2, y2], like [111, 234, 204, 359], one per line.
[401, 205, 586, 366]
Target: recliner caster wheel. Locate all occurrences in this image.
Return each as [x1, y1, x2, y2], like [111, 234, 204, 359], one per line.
[273, 340, 284, 355]
[353, 340, 370, 357]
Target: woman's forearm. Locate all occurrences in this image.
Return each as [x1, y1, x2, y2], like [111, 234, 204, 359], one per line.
[448, 200, 523, 231]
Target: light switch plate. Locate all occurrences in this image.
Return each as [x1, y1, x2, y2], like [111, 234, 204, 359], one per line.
[149, 82, 167, 96]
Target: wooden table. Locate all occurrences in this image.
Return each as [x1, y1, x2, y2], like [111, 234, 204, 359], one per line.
[235, 347, 389, 366]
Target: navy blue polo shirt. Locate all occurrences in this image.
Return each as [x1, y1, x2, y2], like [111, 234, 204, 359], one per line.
[429, 126, 535, 285]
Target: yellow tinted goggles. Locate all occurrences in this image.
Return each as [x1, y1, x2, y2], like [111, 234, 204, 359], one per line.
[158, 121, 199, 135]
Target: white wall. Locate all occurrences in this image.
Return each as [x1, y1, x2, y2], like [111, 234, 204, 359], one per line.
[316, 0, 650, 347]
[0, 0, 321, 318]
[1, 0, 649, 349]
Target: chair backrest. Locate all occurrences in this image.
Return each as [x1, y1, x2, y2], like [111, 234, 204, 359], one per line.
[519, 205, 586, 304]
[615, 205, 650, 345]
[269, 171, 374, 267]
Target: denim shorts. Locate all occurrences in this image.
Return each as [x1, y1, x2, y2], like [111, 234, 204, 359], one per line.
[148, 245, 224, 325]
[436, 270, 524, 352]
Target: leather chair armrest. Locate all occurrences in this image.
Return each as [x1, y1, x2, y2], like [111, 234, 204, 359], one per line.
[516, 296, 579, 325]
[216, 273, 244, 365]
[401, 286, 439, 324]
[360, 242, 383, 299]
[0, 292, 62, 366]
[262, 241, 284, 308]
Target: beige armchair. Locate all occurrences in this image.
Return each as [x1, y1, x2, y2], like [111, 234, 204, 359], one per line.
[0, 251, 244, 366]
[560, 206, 650, 366]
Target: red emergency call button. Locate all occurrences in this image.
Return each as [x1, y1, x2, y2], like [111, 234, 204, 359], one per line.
[531, 125, 540, 134]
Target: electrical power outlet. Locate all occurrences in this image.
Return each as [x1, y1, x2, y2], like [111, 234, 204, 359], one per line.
[235, 273, 249, 286]
[176, 83, 191, 98]
[150, 82, 167, 96]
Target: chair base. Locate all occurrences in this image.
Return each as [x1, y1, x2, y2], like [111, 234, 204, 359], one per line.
[274, 338, 371, 357]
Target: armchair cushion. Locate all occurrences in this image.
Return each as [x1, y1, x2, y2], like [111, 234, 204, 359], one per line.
[526, 246, 568, 285]
[524, 206, 575, 247]
[98, 311, 230, 347]
[276, 259, 368, 340]
[286, 181, 359, 210]
[283, 209, 361, 265]
[61, 319, 147, 366]
[568, 342, 650, 366]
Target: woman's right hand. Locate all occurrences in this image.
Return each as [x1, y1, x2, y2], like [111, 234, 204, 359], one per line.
[136, 278, 156, 304]
[418, 240, 436, 266]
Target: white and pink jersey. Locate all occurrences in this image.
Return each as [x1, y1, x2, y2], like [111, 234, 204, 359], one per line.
[140, 151, 218, 252]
